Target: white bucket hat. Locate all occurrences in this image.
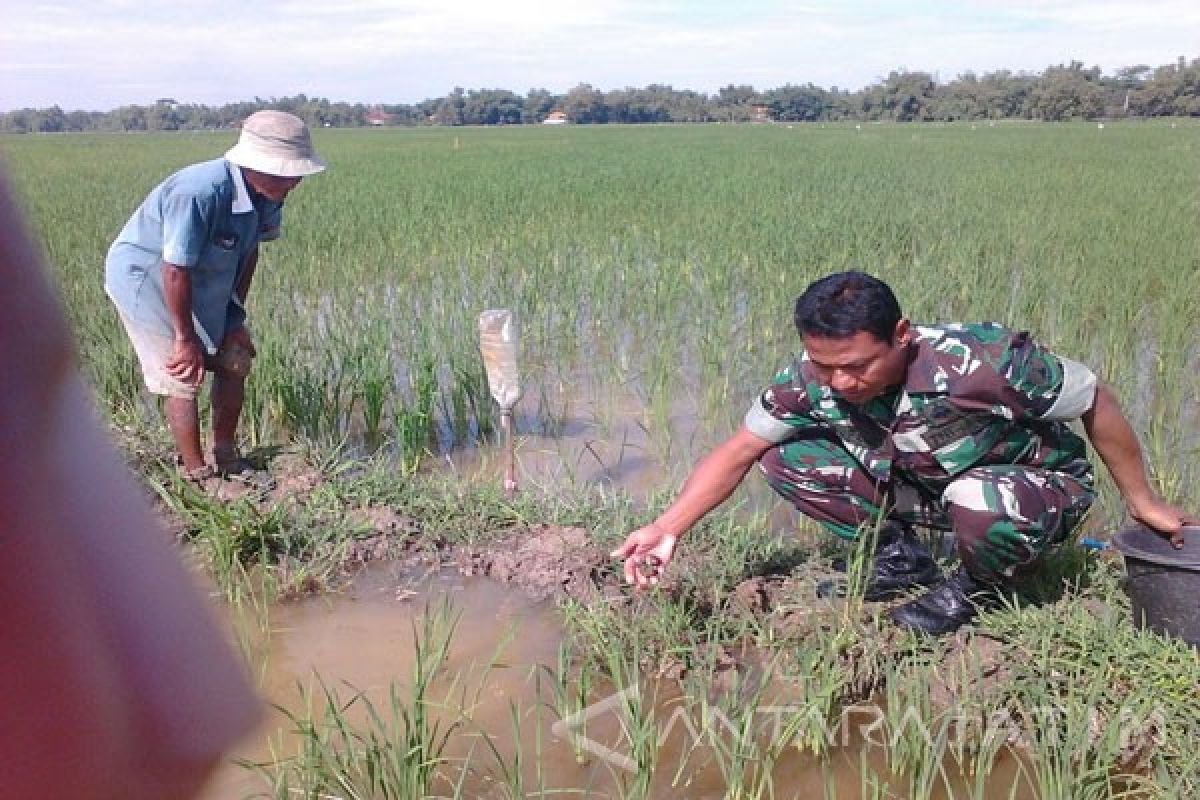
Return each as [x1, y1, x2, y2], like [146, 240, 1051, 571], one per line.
[225, 110, 327, 177]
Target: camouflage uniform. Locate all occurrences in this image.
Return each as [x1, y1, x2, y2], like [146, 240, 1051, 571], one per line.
[745, 323, 1097, 582]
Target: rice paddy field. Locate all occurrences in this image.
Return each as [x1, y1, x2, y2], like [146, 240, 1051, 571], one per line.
[4, 121, 1200, 798]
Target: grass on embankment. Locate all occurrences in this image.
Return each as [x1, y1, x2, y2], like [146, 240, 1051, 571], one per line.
[125, 427, 1200, 799]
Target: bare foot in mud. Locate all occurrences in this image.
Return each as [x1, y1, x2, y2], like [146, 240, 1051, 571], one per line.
[182, 466, 266, 501]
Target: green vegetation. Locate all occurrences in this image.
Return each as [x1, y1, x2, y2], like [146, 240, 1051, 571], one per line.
[5, 122, 1199, 520]
[250, 600, 464, 798]
[3, 123, 1198, 797]
[5, 56, 1200, 130]
[221, 464, 1200, 797]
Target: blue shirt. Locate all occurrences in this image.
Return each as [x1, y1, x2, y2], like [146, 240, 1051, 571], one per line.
[105, 158, 282, 352]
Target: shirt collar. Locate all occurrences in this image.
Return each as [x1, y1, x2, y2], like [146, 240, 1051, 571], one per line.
[228, 161, 254, 214]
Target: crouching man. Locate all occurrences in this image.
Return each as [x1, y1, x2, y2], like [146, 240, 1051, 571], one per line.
[612, 270, 1194, 635]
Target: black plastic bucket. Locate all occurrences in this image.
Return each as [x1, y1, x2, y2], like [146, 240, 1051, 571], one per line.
[1112, 526, 1200, 647]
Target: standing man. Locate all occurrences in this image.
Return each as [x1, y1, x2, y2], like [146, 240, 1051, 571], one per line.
[611, 271, 1194, 635]
[106, 110, 325, 480]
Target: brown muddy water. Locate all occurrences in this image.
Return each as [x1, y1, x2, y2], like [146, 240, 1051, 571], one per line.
[436, 373, 798, 532]
[439, 375, 715, 491]
[199, 564, 1035, 800]
[200, 563, 563, 798]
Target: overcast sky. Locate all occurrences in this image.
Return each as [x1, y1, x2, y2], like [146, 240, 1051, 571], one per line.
[3, 0, 1198, 111]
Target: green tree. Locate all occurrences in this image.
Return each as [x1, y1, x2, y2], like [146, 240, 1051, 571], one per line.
[714, 84, 758, 122]
[1029, 61, 1106, 120]
[878, 70, 936, 121]
[432, 88, 466, 125]
[762, 84, 831, 121]
[561, 83, 607, 124]
[521, 88, 558, 123]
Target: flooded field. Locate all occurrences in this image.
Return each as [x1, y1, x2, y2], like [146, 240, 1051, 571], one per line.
[4, 123, 1200, 796]
[6, 122, 1200, 522]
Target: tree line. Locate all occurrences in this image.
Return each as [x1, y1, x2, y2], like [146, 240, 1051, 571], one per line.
[4, 57, 1200, 133]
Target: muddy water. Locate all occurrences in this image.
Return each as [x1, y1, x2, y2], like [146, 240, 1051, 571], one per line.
[438, 372, 791, 528]
[199, 564, 566, 799]
[440, 377, 702, 490]
[199, 565, 1036, 799]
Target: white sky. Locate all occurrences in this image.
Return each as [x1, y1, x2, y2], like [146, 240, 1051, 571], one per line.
[2, 0, 1198, 111]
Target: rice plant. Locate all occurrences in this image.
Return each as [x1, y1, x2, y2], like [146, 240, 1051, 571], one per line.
[7, 123, 1198, 523]
[248, 599, 461, 798]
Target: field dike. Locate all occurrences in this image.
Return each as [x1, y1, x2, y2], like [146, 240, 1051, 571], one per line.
[123, 434, 1200, 799]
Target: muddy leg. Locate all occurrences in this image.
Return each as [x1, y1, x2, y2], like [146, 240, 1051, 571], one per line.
[165, 395, 205, 471]
[210, 369, 244, 464]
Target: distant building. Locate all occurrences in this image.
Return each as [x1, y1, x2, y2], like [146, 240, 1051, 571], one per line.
[366, 108, 392, 126]
[751, 104, 772, 123]
[542, 110, 568, 125]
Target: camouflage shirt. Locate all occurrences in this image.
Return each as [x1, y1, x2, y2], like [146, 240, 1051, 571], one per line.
[744, 323, 1098, 492]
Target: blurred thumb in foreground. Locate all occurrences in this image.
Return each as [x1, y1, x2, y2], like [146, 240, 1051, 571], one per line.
[0, 169, 261, 798]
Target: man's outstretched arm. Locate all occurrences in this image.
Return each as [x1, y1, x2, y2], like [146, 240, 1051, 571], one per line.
[611, 425, 775, 587]
[1082, 383, 1197, 547]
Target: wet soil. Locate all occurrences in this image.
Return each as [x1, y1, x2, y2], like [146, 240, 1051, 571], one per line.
[166, 451, 1162, 796]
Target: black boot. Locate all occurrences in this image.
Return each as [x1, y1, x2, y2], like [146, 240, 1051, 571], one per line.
[818, 522, 942, 601]
[889, 566, 1003, 635]
[863, 522, 944, 601]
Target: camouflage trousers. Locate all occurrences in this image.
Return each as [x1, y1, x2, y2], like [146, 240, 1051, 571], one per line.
[759, 430, 1095, 583]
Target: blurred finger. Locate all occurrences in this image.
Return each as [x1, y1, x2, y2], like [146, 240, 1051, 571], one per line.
[0, 171, 261, 797]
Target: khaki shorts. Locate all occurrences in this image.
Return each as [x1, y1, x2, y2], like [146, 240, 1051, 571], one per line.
[115, 309, 204, 399]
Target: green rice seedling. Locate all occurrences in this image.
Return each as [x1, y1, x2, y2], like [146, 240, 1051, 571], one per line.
[463, 697, 582, 800]
[974, 563, 1200, 796]
[442, 358, 486, 446]
[250, 599, 462, 799]
[272, 353, 337, 442]
[10, 125, 1200, 526]
[150, 451, 394, 603]
[559, 600, 662, 800]
[875, 661, 955, 799]
[931, 649, 1021, 800]
[425, 619, 571, 800]
[675, 646, 822, 800]
[852, 751, 899, 800]
[351, 336, 394, 450]
[152, 474, 288, 600]
[1006, 693, 1134, 800]
[394, 348, 439, 462]
[537, 639, 598, 766]
[1147, 746, 1200, 799]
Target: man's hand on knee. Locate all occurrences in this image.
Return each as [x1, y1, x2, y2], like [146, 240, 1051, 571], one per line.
[166, 335, 205, 386]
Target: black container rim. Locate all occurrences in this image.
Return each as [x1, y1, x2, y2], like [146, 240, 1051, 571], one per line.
[1112, 526, 1200, 570]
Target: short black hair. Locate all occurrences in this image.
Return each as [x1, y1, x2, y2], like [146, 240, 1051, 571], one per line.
[794, 271, 902, 343]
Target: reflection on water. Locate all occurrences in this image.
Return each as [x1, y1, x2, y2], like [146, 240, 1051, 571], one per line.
[433, 369, 788, 521]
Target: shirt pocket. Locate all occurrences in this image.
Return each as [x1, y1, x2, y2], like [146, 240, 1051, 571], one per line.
[195, 230, 243, 281]
[923, 401, 1007, 473]
[212, 230, 240, 251]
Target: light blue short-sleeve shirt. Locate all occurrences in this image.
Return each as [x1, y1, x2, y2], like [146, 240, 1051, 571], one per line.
[105, 158, 283, 351]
